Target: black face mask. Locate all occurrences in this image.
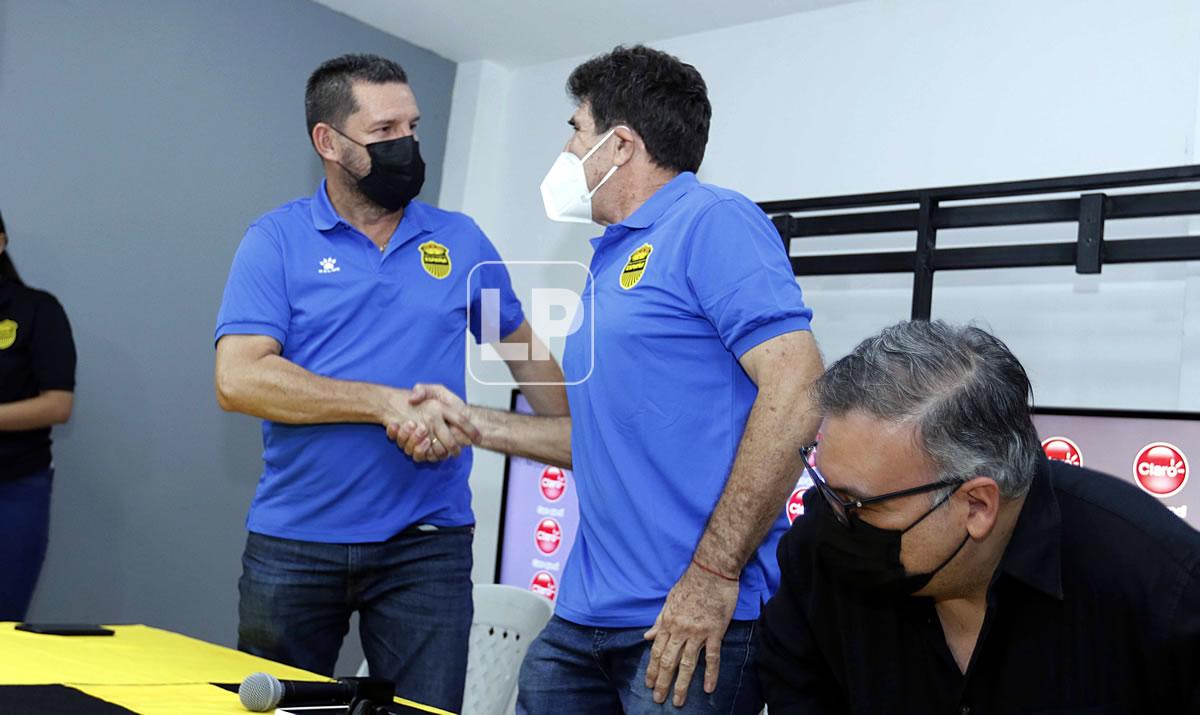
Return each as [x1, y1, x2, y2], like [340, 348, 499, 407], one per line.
[330, 126, 425, 211]
[806, 485, 969, 597]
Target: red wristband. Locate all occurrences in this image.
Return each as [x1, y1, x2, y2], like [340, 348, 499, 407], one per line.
[692, 557, 739, 582]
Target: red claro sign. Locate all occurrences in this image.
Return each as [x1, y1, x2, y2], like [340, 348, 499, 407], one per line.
[540, 466, 567, 502]
[530, 571, 557, 600]
[1041, 437, 1083, 467]
[534, 518, 562, 555]
[786, 488, 806, 524]
[786, 443, 819, 524]
[1133, 442, 1189, 498]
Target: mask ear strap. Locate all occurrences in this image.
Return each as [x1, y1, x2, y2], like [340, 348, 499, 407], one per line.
[927, 531, 970, 578]
[327, 124, 365, 148]
[581, 125, 629, 163]
[333, 157, 367, 183]
[901, 483, 961, 535]
[588, 165, 620, 198]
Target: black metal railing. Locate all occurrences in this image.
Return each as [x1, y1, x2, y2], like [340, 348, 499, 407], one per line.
[760, 165, 1200, 319]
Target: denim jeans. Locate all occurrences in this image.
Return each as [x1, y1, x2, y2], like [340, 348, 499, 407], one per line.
[237, 526, 473, 713]
[0, 467, 53, 621]
[517, 615, 763, 715]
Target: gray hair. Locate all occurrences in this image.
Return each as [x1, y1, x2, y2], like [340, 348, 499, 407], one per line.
[812, 321, 1040, 499]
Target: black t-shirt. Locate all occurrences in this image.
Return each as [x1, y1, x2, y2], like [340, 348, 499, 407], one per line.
[0, 280, 76, 479]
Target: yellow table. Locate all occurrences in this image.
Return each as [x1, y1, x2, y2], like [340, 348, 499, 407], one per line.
[0, 623, 449, 714]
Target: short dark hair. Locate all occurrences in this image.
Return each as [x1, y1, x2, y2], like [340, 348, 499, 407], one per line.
[305, 54, 408, 138]
[567, 45, 711, 174]
[812, 321, 1041, 498]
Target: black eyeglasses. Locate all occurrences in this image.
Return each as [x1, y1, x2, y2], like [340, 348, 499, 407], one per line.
[800, 443, 965, 528]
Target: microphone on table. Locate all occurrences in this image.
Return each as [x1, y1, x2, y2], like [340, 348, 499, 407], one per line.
[238, 672, 395, 712]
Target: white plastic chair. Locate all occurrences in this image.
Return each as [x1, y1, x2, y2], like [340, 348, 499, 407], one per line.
[356, 583, 554, 714]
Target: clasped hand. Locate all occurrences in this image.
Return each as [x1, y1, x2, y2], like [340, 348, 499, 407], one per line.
[384, 384, 476, 462]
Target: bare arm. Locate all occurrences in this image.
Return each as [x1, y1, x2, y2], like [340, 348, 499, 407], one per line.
[501, 320, 570, 417]
[691, 329, 823, 576]
[215, 334, 477, 457]
[0, 390, 73, 431]
[391, 320, 572, 464]
[468, 406, 572, 468]
[645, 329, 824, 705]
[394, 389, 573, 468]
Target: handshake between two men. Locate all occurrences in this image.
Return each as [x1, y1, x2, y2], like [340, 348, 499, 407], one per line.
[382, 382, 574, 470]
[383, 384, 480, 463]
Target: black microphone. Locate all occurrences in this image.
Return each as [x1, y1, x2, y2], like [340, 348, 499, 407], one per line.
[238, 672, 394, 712]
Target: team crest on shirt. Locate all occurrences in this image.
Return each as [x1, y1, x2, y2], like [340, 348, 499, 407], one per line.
[419, 240, 452, 279]
[620, 243, 653, 290]
[0, 319, 16, 350]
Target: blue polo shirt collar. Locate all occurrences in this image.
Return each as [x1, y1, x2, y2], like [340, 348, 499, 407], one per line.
[310, 180, 342, 231]
[621, 171, 696, 229]
[310, 180, 430, 254]
[592, 172, 697, 248]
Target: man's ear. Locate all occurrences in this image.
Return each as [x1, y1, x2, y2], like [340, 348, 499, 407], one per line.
[312, 123, 339, 162]
[611, 125, 640, 167]
[961, 476, 1002, 540]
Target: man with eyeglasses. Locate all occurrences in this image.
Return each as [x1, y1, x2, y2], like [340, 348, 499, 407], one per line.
[757, 320, 1200, 714]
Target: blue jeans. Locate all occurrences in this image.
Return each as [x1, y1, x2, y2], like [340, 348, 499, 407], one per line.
[517, 615, 763, 715]
[0, 468, 53, 621]
[237, 526, 474, 713]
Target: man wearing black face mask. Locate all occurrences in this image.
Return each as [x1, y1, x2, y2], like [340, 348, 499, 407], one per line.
[757, 320, 1200, 714]
[214, 54, 567, 712]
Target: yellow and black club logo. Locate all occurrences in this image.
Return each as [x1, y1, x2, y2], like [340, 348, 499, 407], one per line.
[620, 243, 653, 290]
[0, 319, 16, 350]
[419, 240, 452, 280]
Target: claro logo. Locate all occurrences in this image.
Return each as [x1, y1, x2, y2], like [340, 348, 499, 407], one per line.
[1133, 442, 1188, 498]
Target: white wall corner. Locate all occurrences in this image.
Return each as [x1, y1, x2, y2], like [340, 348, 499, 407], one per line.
[438, 59, 514, 237]
[437, 61, 484, 212]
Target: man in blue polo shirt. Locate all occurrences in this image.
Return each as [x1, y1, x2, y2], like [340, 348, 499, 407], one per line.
[399, 46, 824, 714]
[213, 54, 566, 713]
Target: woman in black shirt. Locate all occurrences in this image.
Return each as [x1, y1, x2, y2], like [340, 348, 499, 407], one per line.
[0, 211, 76, 620]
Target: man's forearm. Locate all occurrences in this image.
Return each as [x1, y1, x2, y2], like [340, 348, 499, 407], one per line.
[502, 325, 570, 416]
[516, 380, 569, 416]
[468, 405, 572, 468]
[692, 382, 821, 577]
[217, 353, 401, 426]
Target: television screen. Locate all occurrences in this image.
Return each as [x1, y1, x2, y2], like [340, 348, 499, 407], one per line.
[494, 392, 579, 601]
[1031, 407, 1195, 528]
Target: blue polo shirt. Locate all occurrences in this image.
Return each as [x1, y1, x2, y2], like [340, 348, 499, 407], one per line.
[215, 182, 523, 543]
[558, 172, 813, 627]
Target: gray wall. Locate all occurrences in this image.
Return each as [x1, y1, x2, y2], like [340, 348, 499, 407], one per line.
[0, 0, 456, 672]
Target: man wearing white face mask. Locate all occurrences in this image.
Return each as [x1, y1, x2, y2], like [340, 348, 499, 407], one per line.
[539, 124, 624, 222]
[396, 45, 824, 713]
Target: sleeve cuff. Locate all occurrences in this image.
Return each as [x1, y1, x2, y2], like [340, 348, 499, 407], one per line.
[730, 317, 812, 360]
[215, 321, 286, 348]
[35, 381, 75, 392]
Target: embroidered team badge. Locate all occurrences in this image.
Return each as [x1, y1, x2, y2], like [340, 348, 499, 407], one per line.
[419, 240, 452, 279]
[620, 243, 653, 290]
[0, 319, 16, 350]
